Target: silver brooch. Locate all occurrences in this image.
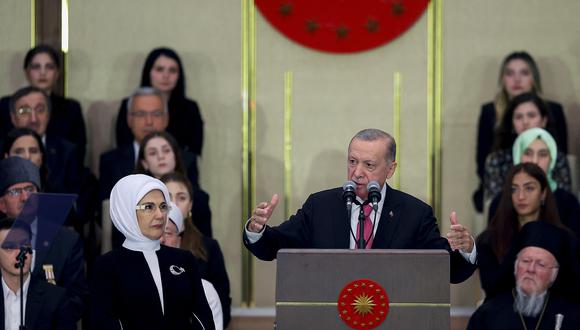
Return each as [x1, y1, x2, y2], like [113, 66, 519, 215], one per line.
[169, 265, 185, 275]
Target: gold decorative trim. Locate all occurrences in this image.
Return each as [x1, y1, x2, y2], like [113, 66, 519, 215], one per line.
[277, 301, 450, 308]
[392, 72, 402, 189]
[30, 0, 36, 47]
[427, 0, 443, 221]
[241, 0, 257, 307]
[284, 71, 293, 219]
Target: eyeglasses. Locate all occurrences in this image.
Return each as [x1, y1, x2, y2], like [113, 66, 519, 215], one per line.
[16, 106, 47, 117]
[135, 202, 171, 215]
[129, 111, 165, 119]
[5, 185, 36, 197]
[519, 258, 559, 272]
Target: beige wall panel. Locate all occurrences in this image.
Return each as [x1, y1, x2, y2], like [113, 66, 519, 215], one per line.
[0, 1, 31, 96]
[252, 11, 431, 306]
[68, 0, 243, 305]
[443, 0, 580, 306]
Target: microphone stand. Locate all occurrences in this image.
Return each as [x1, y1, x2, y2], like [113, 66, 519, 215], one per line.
[15, 246, 31, 330]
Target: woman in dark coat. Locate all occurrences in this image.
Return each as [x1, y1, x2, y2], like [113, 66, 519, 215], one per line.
[90, 174, 214, 330]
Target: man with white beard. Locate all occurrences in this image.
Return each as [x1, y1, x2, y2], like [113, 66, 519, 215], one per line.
[468, 221, 580, 329]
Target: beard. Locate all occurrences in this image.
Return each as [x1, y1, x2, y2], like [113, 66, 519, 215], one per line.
[513, 287, 547, 317]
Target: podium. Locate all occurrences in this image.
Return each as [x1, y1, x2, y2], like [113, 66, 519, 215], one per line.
[275, 249, 450, 329]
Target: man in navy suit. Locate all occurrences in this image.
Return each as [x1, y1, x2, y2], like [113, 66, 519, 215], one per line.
[0, 218, 78, 330]
[244, 128, 477, 283]
[8, 86, 80, 195]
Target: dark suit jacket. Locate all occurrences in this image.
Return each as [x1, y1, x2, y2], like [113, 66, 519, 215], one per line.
[44, 135, 81, 195]
[0, 94, 86, 163]
[90, 246, 214, 330]
[33, 226, 88, 322]
[0, 274, 78, 330]
[244, 185, 477, 284]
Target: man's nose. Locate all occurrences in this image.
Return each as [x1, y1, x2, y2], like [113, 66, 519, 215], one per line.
[29, 111, 38, 123]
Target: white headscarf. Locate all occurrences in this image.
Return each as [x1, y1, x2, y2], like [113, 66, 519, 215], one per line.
[110, 174, 171, 252]
[167, 202, 184, 233]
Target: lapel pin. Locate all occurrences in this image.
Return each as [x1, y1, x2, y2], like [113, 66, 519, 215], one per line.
[389, 211, 394, 218]
[169, 265, 185, 275]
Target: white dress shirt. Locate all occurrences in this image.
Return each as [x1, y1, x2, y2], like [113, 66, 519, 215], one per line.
[3, 275, 31, 330]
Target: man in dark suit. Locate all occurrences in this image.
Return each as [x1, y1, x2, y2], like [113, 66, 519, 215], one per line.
[8, 86, 80, 195]
[244, 128, 477, 283]
[0, 157, 87, 322]
[0, 218, 78, 330]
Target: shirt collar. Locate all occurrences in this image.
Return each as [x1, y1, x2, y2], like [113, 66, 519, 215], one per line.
[2, 274, 31, 299]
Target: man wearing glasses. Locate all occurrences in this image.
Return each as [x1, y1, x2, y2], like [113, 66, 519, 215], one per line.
[8, 86, 80, 195]
[467, 221, 580, 329]
[0, 156, 87, 324]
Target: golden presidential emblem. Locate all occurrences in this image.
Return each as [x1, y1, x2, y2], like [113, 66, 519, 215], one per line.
[337, 279, 389, 329]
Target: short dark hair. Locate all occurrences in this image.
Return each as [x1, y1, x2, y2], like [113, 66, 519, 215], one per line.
[8, 86, 52, 114]
[350, 128, 396, 162]
[0, 218, 33, 243]
[23, 44, 61, 70]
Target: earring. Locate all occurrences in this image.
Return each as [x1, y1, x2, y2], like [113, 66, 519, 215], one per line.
[188, 211, 192, 219]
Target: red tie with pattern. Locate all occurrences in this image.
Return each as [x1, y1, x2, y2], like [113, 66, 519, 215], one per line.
[356, 204, 374, 249]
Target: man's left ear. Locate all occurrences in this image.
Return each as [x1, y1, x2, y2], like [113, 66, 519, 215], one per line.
[0, 198, 7, 214]
[386, 161, 397, 179]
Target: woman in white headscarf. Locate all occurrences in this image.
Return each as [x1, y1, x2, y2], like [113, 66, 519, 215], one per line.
[90, 174, 214, 330]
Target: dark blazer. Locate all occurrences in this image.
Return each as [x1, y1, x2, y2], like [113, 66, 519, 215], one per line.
[197, 237, 231, 327]
[90, 245, 215, 330]
[0, 275, 78, 330]
[474, 100, 568, 211]
[244, 185, 477, 284]
[44, 135, 81, 194]
[0, 94, 87, 163]
[115, 97, 204, 156]
[33, 226, 88, 322]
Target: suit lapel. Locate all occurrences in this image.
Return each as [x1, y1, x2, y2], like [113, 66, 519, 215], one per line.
[24, 278, 43, 330]
[332, 190, 351, 248]
[373, 184, 403, 248]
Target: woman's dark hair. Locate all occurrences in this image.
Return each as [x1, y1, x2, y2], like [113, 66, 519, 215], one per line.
[23, 44, 61, 70]
[135, 131, 187, 177]
[482, 163, 561, 261]
[159, 172, 208, 261]
[2, 128, 49, 190]
[139, 47, 186, 101]
[493, 92, 555, 151]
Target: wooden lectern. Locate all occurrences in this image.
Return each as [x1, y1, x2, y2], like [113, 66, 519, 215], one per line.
[275, 249, 450, 329]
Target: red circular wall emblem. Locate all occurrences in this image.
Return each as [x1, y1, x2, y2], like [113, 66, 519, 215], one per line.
[337, 279, 389, 329]
[255, 0, 430, 53]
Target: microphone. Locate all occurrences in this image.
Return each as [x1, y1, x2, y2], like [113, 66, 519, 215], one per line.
[367, 181, 381, 211]
[15, 246, 32, 269]
[342, 181, 356, 213]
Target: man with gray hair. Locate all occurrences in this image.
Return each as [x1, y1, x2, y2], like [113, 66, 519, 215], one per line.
[244, 128, 477, 284]
[468, 221, 580, 329]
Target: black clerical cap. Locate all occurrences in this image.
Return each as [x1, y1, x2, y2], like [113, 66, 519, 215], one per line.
[0, 157, 41, 195]
[517, 221, 568, 265]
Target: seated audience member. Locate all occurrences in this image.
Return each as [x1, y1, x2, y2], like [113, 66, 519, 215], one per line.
[7, 87, 80, 195]
[468, 221, 580, 329]
[161, 203, 224, 330]
[90, 174, 214, 330]
[488, 128, 580, 236]
[477, 163, 566, 299]
[136, 131, 211, 236]
[115, 47, 204, 160]
[0, 44, 87, 162]
[161, 172, 229, 326]
[0, 218, 79, 329]
[474, 51, 567, 212]
[244, 128, 477, 284]
[2, 128, 49, 190]
[0, 157, 87, 321]
[483, 93, 570, 203]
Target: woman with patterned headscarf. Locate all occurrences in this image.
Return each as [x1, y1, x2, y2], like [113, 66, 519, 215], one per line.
[90, 174, 214, 330]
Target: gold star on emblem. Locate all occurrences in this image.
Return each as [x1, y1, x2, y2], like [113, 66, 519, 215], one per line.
[392, 2, 405, 15]
[336, 25, 350, 38]
[279, 3, 292, 16]
[365, 19, 379, 33]
[351, 293, 376, 316]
